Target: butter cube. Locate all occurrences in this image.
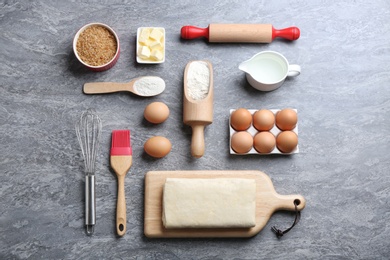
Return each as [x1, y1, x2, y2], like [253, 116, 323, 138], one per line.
[149, 40, 163, 50]
[149, 28, 163, 41]
[138, 46, 151, 59]
[139, 28, 151, 45]
[150, 49, 163, 61]
[140, 38, 152, 46]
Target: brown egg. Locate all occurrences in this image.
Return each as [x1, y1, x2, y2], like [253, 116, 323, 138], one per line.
[276, 131, 298, 153]
[253, 131, 276, 153]
[253, 109, 275, 131]
[144, 102, 169, 124]
[144, 136, 171, 158]
[230, 108, 252, 131]
[275, 109, 297, 130]
[231, 131, 253, 154]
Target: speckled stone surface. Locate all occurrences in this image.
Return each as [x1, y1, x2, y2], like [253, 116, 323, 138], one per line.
[1, 0, 390, 259]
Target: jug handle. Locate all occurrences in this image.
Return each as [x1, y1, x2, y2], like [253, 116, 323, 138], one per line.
[287, 64, 301, 77]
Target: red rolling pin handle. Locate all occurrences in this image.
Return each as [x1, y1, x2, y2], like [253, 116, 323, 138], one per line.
[272, 26, 300, 41]
[181, 26, 209, 40]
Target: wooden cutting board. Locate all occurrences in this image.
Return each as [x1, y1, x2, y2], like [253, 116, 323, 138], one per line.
[144, 170, 305, 238]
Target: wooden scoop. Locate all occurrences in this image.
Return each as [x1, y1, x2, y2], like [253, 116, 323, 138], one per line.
[83, 76, 165, 97]
[183, 60, 213, 158]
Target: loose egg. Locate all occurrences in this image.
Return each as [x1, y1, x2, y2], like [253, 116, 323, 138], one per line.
[144, 102, 169, 124]
[276, 131, 298, 153]
[253, 109, 275, 131]
[230, 108, 252, 131]
[144, 136, 171, 158]
[231, 131, 253, 154]
[253, 131, 276, 153]
[275, 109, 297, 130]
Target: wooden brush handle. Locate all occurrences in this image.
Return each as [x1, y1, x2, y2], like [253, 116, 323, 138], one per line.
[84, 82, 130, 94]
[191, 125, 205, 158]
[116, 175, 126, 236]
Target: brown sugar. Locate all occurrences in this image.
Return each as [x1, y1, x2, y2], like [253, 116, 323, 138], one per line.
[76, 25, 117, 66]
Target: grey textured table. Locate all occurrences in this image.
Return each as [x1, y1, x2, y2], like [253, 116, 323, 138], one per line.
[1, 1, 389, 259]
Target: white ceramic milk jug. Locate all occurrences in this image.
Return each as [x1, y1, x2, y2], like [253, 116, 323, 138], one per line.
[239, 51, 301, 91]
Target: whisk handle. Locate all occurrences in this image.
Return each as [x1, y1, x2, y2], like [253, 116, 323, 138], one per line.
[85, 175, 96, 235]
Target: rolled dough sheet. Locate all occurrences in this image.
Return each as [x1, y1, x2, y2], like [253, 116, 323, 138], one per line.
[162, 178, 256, 229]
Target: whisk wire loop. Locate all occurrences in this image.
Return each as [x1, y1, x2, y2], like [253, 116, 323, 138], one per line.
[75, 109, 102, 175]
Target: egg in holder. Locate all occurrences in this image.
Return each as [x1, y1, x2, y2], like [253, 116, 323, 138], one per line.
[229, 108, 299, 155]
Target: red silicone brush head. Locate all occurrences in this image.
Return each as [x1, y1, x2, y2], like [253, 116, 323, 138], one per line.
[111, 130, 132, 156]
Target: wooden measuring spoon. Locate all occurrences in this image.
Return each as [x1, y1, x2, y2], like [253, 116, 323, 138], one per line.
[83, 76, 165, 97]
[183, 60, 213, 158]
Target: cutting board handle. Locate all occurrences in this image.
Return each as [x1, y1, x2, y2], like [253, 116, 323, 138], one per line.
[273, 194, 306, 212]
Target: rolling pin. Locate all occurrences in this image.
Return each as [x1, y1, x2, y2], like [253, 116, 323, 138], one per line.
[181, 24, 300, 43]
[183, 60, 213, 158]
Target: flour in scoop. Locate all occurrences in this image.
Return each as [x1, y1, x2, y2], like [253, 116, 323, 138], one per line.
[133, 77, 165, 96]
[187, 61, 210, 100]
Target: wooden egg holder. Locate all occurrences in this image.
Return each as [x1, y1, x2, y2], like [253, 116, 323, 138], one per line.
[229, 108, 299, 155]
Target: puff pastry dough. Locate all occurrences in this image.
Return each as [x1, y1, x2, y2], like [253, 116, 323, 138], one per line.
[162, 178, 256, 228]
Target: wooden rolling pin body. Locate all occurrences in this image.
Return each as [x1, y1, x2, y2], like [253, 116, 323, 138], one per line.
[181, 24, 300, 43]
[209, 24, 273, 43]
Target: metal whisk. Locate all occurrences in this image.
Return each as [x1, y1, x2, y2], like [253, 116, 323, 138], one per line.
[75, 108, 102, 236]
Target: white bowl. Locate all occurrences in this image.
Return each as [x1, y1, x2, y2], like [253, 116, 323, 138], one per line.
[136, 27, 165, 64]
